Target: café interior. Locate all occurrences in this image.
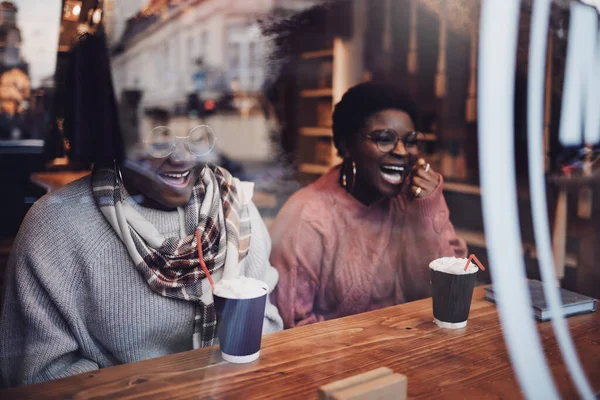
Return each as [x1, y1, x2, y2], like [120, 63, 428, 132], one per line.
[0, 0, 599, 398]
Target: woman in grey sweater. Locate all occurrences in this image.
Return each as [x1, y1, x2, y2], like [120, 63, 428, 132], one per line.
[0, 33, 282, 388]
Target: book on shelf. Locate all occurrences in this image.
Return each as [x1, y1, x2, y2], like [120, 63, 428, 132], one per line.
[315, 139, 333, 165]
[316, 101, 333, 127]
[483, 279, 597, 322]
[317, 61, 333, 89]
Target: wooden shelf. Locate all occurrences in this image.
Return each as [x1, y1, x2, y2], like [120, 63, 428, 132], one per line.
[454, 228, 577, 268]
[301, 49, 334, 59]
[298, 163, 331, 175]
[423, 133, 437, 142]
[300, 89, 333, 98]
[454, 228, 486, 248]
[298, 128, 434, 140]
[443, 182, 481, 196]
[298, 129, 435, 140]
[443, 180, 531, 200]
[295, 44, 335, 181]
[300, 127, 333, 137]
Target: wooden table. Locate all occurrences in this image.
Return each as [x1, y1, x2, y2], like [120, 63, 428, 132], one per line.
[30, 171, 90, 193]
[3, 287, 599, 399]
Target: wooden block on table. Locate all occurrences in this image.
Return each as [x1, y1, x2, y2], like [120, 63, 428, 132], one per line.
[318, 367, 392, 398]
[318, 367, 406, 400]
[331, 374, 407, 400]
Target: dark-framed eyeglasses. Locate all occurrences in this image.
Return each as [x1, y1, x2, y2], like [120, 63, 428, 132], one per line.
[144, 125, 217, 158]
[363, 129, 425, 153]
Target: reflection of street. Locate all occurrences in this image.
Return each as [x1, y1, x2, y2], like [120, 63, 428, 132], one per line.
[107, 0, 312, 164]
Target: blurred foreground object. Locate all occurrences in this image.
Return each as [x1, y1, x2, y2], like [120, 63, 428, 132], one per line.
[318, 367, 407, 400]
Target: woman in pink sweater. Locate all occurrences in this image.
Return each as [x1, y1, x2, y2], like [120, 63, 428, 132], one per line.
[270, 83, 467, 328]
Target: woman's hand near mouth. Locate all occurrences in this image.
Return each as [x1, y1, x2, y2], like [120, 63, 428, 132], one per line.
[410, 158, 440, 199]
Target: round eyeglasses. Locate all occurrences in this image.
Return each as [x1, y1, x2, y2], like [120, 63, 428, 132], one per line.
[363, 129, 425, 153]
[144, 125, 217, 158]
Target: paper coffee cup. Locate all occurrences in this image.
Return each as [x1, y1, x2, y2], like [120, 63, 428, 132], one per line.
[213, 277, 269, 363]
[429, 257, 478, 329]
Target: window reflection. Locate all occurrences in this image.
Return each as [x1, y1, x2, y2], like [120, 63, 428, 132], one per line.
[0, 0, 597, 394]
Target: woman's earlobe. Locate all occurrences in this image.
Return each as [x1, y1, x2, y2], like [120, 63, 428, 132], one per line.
[338, 146, 350, 159]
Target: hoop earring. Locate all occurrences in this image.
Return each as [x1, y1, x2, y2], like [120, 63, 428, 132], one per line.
[342, 158, 356, 192]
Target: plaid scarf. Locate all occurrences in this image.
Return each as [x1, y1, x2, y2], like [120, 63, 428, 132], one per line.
[92, 163, 251, 348]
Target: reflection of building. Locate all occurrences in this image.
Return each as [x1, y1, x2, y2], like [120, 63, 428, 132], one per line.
[103, 0, 334, 166]
[0, 1, 29, 117]
[109, 1, 325, 107]
[103, 0, 148, 47]
[107, 0, 312, 162]
[110, 0, 275, 109]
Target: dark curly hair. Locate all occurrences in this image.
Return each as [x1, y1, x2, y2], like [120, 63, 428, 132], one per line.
[332, 82, 418, 155]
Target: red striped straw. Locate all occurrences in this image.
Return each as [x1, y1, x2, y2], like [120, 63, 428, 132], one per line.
[464, 254, 486, 272]
[196, 229, 215, 290]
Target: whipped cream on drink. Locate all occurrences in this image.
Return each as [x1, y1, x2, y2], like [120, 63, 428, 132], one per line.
[213, 276, 268, 299]
[429, 257, 477, 275]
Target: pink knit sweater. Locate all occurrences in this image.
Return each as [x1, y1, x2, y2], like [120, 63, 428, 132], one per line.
[269, 167, 467, 328]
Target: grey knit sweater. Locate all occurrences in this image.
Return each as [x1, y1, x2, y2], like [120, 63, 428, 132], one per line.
[0, 176, 283, 388]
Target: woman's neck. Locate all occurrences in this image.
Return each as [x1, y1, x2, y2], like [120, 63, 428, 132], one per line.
[351, 184, 384, 206]
[339, 171, 384, 206]
[121, 175, 177, 212]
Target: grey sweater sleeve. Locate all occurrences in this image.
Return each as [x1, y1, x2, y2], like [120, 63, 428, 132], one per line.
[0, 213, 99, 388]
[243, 202, 284, 334]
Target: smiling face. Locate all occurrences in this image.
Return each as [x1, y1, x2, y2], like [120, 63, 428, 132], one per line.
[345, 108, 418, 204]
[121, 137, 203, 210]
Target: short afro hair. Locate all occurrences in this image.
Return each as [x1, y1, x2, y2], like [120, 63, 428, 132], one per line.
[332, 82, 418, 155]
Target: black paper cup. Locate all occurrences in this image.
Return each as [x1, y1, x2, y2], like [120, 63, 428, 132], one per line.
[213, 283, 268, 363]
[431, 269, 477, 329]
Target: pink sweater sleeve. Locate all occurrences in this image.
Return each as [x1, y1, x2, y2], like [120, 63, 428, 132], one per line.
[270, 217, 326, 329]
[408, 174, 468, 258]
[394, 175, 468, 301]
